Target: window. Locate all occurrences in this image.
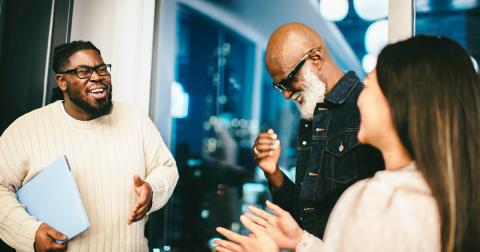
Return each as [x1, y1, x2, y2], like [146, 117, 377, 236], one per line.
[416, 0, 480, 72]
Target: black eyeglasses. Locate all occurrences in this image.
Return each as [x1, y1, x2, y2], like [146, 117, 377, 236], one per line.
[272, 49, 313, 92]
[59, 63, 112, 79]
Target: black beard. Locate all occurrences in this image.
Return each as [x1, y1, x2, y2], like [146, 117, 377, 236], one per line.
[67, 85, 113, 119]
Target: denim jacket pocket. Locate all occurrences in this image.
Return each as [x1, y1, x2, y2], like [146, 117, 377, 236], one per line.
[325, 130, 360, 184]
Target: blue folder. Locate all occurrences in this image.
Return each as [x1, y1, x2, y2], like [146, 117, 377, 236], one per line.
[17, 155, 90, 242]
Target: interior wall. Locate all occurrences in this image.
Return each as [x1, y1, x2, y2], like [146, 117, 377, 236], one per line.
[388, 0, 414, 43]
[150, 0, 176, 146]
[70, 0, 156, 115]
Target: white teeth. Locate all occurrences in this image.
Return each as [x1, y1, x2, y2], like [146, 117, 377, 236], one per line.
[90, 88, 104, 93]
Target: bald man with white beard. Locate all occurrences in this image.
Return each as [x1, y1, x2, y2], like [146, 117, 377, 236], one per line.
[252, 23, 384, 238]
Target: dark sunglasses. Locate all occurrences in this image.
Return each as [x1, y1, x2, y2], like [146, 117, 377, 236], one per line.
[272, 50, 311, 92]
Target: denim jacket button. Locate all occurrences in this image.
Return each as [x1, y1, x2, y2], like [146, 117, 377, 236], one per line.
[304, 124, 309, 128]
[302, 141, 307, 146]
[339, 142, 344, 152]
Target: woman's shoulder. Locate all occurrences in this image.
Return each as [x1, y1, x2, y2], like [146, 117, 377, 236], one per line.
[354, 167, 432, 198]
[335, 168, 437, 220]
[324, 168, 441, 251]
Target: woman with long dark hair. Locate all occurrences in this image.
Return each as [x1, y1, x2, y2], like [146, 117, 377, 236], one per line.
[214, 35, 480, 251]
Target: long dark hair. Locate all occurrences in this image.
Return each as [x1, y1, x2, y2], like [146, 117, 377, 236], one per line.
[376, 35, 480, 251]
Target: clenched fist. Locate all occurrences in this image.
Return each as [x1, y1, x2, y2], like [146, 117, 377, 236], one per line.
[252, 129, 284, 188]
[253, 129, 281, 175]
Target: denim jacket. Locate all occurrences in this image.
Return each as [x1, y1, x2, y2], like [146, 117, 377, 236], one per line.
[271, 71, 384, 238]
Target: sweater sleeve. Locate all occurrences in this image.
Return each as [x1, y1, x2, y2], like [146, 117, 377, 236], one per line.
[0, 122, 42, 251]
[296, 230, 326, 252]
[141, 117, 179, 214]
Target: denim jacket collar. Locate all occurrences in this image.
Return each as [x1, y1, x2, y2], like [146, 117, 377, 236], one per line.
[325, 71, 360, 105]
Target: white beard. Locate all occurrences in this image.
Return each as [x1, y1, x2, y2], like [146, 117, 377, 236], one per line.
[293, 68, 326, 120]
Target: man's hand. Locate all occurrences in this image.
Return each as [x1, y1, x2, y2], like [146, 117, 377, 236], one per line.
[253, 129, 283, 188]
[244, 201, 303, 249]
[34, 223, 67, 252]
[252, 129, 281, 175]
[128, 175, 153, 224]
[215, 215, 279, 252]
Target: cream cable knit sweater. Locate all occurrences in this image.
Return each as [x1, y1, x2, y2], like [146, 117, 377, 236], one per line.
[0, 101, 178, 251]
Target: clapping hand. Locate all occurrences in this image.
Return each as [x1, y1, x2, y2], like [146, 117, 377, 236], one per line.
[215, 215, 278, 252]
[244, 200, 303, 250]
[214, 201, 304, 251]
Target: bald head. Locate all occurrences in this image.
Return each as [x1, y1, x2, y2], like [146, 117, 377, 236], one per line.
[266, 23, 326, 79]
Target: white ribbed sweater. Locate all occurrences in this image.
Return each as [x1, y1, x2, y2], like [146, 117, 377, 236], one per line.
[0, 101, 179, 251]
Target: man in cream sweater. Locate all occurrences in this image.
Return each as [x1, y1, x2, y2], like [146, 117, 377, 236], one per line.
[0, 41, 179, 251]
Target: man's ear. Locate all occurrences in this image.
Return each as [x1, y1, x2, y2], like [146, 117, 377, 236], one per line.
[309, 48, 324, 70]
[55, 74, 67, 91]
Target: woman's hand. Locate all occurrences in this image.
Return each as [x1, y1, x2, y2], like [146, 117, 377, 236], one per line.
[215, 215, 278, 252]
[244, 200, 303, 249]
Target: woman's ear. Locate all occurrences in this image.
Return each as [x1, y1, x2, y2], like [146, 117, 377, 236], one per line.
[55, 74, 67, 91]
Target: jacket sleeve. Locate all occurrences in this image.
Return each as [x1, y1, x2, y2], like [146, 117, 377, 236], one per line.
[141, 116, 179, 214]
[269, 172, 296, 215]
[0, 123, 42, 251]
